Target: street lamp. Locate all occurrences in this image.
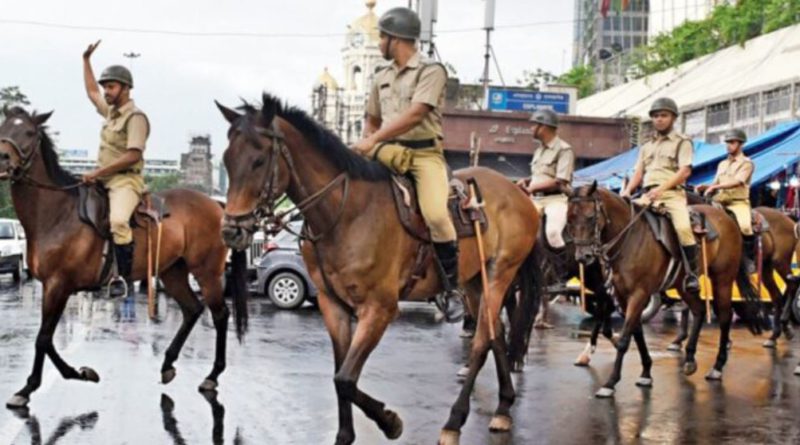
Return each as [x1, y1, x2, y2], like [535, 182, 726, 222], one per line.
[123, 52, 141, 71]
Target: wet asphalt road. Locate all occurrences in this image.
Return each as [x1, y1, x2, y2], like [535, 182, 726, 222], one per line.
[0, 278, 798, 445]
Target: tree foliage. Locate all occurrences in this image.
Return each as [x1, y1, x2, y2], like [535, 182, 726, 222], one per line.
[557, 65, 595, 99]
[146, 173, 182, 193]
[633, 0, 800, 76]
[0, 86, 32, 218]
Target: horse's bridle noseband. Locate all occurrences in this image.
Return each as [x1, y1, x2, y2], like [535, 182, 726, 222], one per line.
[0, 132, 40, 181]
[224, 120, 350, 243]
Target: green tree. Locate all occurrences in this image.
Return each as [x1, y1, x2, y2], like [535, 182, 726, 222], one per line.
[558, 65, 595, 98]
[146, 173, 182, 193]
[518, 68, 557, 90]
[0, 86, 32, 217]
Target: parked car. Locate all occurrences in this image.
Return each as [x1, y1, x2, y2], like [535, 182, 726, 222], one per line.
[0, 218, 28, 281]
[255, 221, 318, 309]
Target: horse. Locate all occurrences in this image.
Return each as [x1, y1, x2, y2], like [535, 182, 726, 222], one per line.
[669, 194, 800, 350]
[0, 107, 248, 408]
[216, 93, 540, 445]
[567, 183, 762, 397]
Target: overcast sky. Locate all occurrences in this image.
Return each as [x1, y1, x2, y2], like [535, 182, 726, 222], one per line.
[0, 0, 574, 161]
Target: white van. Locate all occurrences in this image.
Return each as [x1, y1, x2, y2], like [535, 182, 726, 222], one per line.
[0, 218, 27, 281]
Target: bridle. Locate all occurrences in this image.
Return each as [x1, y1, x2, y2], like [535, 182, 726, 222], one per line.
[223, 120, 350, 243]
[0, 128, 82, 191]
[568, 191, 648, 266]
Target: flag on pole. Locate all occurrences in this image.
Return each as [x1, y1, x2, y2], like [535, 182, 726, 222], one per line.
[600, 0, 611, 18]
[622, 0, 631, 9]
[612, 0, 623, 13]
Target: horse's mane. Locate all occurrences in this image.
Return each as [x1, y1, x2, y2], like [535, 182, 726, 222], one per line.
[5, 107, 80, 195]
[238, 94, 391, 182]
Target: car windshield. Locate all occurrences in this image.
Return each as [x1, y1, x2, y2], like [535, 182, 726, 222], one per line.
[0, 223, 14, 240]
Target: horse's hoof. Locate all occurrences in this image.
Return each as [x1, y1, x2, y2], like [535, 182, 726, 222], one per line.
[5, 394, 28, 409]
[574, 354, 591, 367]
[380, 409, 403, 439]
[438, 429, 460, 445]
[667, 343, 682, 352]
[595, 387, 615, 398]
[705, 368, 723, 381]
[762, 339, 777, 349]
[198, 379, 218, 392]
[79, 367, 100, 383]
[794, 365, 800, 376]
[459, 329, 474, 339]
[635, 377, 653, 388]
[334, 431, 355, 445]
[456, 366, 469, 380]
[161, 367, 177, 385]
[683, 361, 698, 376]
[488, 414, 512, 432]
[784, 328, 794, 341]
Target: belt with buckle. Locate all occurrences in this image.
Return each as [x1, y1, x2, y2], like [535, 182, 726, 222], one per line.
[389, 139, 438, 149]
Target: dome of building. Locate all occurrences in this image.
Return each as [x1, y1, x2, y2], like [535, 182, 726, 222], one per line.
[315, 67, 339, 90]
[349, 0, 379, 43]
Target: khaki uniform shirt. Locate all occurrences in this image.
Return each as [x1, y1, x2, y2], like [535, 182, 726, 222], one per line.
[636, 130, 693, 188]
[530, 136, 575, 185]
[366, 53, 446, 142]
[712, 152, 753, 203]
[95, 99, 149, 183]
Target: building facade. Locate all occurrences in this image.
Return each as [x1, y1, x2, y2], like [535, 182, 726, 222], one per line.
[180, 135, 213, 193]
[649, 0, 733, 40]
[311, 0, 384, 144]
[573, 0, 650, 90]
[57, 148, 179, 177]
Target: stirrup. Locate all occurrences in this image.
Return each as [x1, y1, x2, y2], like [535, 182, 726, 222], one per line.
[106, 276, 128, 299]
[435, 290, 465, 323]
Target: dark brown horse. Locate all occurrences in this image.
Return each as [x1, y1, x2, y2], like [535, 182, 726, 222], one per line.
[0, 107, 248, 408]
[217, 94, 540, 445]
[671, 194, 799, 350]
[568, 184, 761, 397]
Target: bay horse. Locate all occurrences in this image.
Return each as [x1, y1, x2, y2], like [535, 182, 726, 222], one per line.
[670, 195, 799, 350]
[217, 94, 540, 445]
[568, 183, 762, 397]
[0, 107, 248, 409]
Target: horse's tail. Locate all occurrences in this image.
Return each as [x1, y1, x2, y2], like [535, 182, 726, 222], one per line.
[506, 243, 544, 371]
[229, 249, 250, 342]
[734, 259, 768, 336]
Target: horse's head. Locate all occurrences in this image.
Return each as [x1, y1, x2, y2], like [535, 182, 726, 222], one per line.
[0, 107, 52, 180]
[567, 181, 607, 265]
[216, 94, 290, 251]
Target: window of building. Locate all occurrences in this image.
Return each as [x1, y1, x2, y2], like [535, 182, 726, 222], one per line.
[683, 109, 705, 140]
[734, 94, 760, 123]
[763, 85, 791, 117]
[706, 101, 730, 129]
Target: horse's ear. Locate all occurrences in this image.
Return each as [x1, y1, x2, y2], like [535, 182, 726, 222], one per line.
[589, 180, 598, 196]
[215, 101, 241, 124]
[1, 104, 9, 118]
[260, 92, 278, 127]
[31, 110, 53, 126]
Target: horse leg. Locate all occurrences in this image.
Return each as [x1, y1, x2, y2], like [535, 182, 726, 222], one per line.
[7, 284, 96, 408]
[679, 289, 706, 376]
[668, 307, 691, 351]
[194, 270, 229, 392]
[158, 262, 205, 384]
[318, 291, 355, 445]
[595, 290, 647, 398]
[575, 293, 610, 367]
[631, 323, 653, 388]
[327, 300, 401, 445]
[441, 265, 518, 443]
[458, 280, 483, 378]
[706, 280, 733, 380]
[762, 264, 782, 348]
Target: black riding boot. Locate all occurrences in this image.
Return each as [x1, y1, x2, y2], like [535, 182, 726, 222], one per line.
[742, 235, 757, 275]
[682, 245, 701, 293]
[109, 242, 135, 298]
[433, 241, 466, 323]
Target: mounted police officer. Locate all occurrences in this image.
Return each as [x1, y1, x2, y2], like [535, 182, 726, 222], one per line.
[82, 40, 150, 297]
[519, 109, 575, 253]
[697, 129, 756, 271]
[352, 7, 464, 322]
[621, 97, 700, 292]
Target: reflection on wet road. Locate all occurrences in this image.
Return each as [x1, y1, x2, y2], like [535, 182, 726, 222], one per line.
[0, 279, 797, 444]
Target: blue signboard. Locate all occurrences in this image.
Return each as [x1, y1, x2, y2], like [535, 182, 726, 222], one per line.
[488, 88, 570, 114]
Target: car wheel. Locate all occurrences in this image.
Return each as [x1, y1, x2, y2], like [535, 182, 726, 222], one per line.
[640, 293, 663, 324]
[12, 257, 23, 282]
[267, 271, 306, 310]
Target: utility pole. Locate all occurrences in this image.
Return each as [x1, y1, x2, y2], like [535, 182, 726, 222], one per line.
[419, 0, 438, 59]
[123, 52, 141, 72]
[480, 0, 496, 109]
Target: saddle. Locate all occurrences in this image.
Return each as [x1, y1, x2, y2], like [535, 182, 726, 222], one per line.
[390, 174, 488, 242]
[78, 184, 170, 239]
[642, 205, 718, 260]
